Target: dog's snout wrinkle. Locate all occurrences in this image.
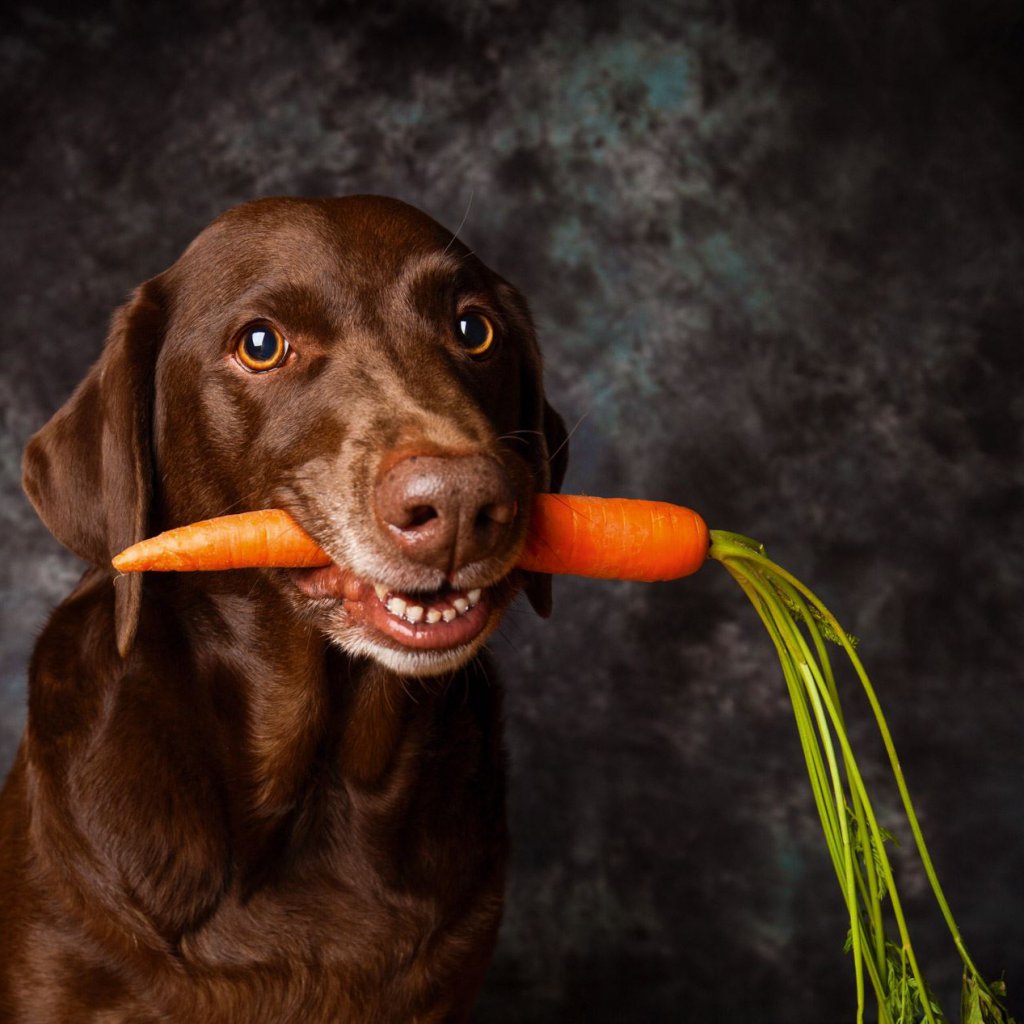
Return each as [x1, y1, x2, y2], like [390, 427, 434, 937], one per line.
[375, 454, 516, 574]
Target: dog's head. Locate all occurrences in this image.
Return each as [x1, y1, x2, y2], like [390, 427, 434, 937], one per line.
[23, 196, 567, 676]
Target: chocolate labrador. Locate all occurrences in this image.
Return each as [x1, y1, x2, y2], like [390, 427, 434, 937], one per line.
[0, 196, 567, 1022]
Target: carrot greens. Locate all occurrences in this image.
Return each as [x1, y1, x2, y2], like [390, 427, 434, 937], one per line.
[709, 531, 1015, 1024]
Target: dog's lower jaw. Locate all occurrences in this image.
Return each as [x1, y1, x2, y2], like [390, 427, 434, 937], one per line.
[285, 563, 519, 677]
[328, 627, 488, 677]
[318, 594, 512, 677]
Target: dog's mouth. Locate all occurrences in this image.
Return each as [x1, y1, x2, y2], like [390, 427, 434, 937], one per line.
[287, 563, 502, 655]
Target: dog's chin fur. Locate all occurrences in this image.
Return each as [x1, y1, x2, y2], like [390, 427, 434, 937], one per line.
[328, 630, 490, 678]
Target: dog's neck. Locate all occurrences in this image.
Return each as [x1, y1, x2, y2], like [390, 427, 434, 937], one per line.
[150, 570, 477, 859]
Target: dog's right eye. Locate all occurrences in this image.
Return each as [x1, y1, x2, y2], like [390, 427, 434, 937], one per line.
[235, 324, 289, 372]
[455, 312, 495, 358]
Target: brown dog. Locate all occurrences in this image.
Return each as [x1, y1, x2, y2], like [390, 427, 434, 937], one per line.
[0, 196, 567, 1022]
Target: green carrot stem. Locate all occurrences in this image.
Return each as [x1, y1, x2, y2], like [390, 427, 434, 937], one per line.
[730, 576, 845, 869]
[726, 561, 871, 1015]
[774, 570, 888, 977]
[712, 541, 952, 1023]
[729, 556, 941, 1021]
[715, 539, 988, 992]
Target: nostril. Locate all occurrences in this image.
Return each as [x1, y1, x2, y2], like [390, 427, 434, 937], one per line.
[405, 504, 438, 529]
[476, 500, 517, 529]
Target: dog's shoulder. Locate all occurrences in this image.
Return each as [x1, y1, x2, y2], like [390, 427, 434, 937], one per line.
[22, 569, 232, 941]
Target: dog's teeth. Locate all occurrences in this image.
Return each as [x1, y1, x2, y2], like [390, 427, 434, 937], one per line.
[467, 589, 481, 607]
[374, 583, 389, 601]
[405, 605, 424, 624]
[426, 609, 442, 624]
[452, 597, 470, 615]
[386, 596, 407, 617]
[442, 608, 457, 623]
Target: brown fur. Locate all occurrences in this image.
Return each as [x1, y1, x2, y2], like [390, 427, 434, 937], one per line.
[0, 196, 567, 1022]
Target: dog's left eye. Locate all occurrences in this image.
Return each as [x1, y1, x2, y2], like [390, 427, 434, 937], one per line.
[455, 313, 494, 358]
[235, 324, 289, 372]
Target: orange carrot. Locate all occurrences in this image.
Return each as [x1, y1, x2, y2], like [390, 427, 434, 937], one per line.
[517, 496, 709, 581]
[111, 510, 332, 573]
[111, 496, 710, 581]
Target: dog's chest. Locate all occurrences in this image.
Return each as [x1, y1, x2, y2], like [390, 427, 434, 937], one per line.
[165, 737, 507, 1019]
[169, 841, 504, 1020]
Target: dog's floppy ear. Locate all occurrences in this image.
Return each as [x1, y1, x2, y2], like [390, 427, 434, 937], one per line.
[22, 279, 165, 658]
[523, 398, 569, 618]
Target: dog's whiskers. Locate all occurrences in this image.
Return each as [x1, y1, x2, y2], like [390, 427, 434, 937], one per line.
[497, 429, 545, 448]
[548, 409, 588, 466]
[441, 189, 474, 257]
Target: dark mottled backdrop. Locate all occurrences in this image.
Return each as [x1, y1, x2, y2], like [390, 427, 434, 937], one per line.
[2, 1, 1022, 1020]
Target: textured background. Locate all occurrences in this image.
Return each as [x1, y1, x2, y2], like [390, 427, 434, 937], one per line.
[2, 1, 1022, 1021]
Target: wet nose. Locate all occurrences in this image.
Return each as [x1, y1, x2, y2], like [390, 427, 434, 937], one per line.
[374, 454, 517, 573]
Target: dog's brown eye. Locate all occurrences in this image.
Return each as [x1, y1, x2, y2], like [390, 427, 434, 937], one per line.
[236, 324, 288, 372]
[456, 313, 494, 357]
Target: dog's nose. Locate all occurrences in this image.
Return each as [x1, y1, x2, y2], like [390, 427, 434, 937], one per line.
[374, 454, 517, 572]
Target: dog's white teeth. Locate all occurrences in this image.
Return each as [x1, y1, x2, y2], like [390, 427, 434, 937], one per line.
[379, 585, 485, 624]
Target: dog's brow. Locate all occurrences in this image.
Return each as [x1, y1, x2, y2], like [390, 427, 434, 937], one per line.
[236, 278, 348, 335]
[398, 250, 467, 291]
